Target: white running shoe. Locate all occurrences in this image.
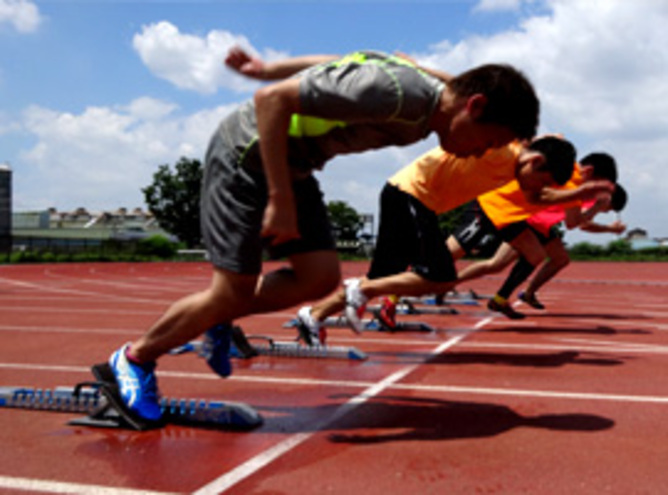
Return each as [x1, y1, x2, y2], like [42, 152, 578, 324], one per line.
[296, 306, 326, 346]
[344, 278, 368, 334]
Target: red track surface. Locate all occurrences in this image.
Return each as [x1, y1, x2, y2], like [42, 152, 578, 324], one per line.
[1, 261, 667, 494]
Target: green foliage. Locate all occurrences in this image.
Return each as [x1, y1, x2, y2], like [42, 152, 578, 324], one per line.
[142, 157, 203, 248]
[136, 235, 179, 258]
[568, 242, 606, 258]
[327, 200, 363, 241]
[567, 238, 667, 261]
[606, 239, 633, 256]
[437, 203, 468, 236]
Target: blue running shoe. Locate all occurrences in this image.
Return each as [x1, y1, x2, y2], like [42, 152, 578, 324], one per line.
[202, 323, 233, 378]
[109, 344, 162, 422]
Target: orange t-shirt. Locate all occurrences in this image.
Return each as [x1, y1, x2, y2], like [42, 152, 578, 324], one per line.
[478, 164, 584, 228]
[388, 142, 522, 214]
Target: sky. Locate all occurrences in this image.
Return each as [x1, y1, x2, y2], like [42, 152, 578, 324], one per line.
[1, 0, 666, 246]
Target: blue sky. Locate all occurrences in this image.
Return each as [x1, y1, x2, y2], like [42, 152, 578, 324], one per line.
[1, 0, 667, 245]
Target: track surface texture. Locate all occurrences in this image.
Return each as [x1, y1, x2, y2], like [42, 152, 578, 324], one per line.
[1, 261, 667, 494]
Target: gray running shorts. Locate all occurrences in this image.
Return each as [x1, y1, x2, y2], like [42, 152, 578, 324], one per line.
[200, 133, 335, 275]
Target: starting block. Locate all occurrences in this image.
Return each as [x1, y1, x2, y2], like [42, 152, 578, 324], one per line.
[367, 301, 459, 315]
[400, 294, 479, 307]
[283, 315, 435, 333]
[0, 375, 263, 431]
[175, 336, 367, 361]
[170, 325, 366, 361]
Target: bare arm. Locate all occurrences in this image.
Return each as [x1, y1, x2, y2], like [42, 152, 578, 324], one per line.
[254, 78, 302, 244]
[226, 46, 338, 81]
[578, 220, 627, 234]
[563, 196, 611, 228]
[226, 46, 454, 83]
[524, 180, 614, 206]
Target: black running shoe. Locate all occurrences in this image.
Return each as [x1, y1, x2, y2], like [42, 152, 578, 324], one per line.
[487, 299, 526, 320]
[518, 291, 545, 310]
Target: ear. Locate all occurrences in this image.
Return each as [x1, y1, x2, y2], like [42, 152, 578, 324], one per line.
[466, 94, 488, 120]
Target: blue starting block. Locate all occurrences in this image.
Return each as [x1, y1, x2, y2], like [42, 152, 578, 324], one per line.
[173, 334, 368, 361]
[282, 316, 435, 333]
[0, 384, 262, 431]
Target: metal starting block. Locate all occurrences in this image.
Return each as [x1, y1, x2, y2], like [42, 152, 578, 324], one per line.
[0, 383, 263, 431]
[283, 316, 435, 333]
[401, 293, 480, 307]
[367, 301, 459, 315]
[174, 335, 367, 361]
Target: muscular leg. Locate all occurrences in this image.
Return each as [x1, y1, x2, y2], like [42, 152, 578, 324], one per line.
[525, 237, 570, 297]
[251, 250, 340, 314]
[456, 242, 519, 283]
[494, 229, 547, 300]
[129, 266, 259, 362]
[310, 272, 457, 322]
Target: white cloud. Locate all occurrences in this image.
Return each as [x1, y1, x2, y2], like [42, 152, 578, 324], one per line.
[15, 98, 235, 211]
[132, 21, 287, 94]
[0, 0, 42, 33]
[474, 0, 524, 13]
[414, 0, 668, 239]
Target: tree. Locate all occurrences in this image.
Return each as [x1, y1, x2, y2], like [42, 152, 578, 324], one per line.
[437, 203, 468, 236]
[327, 200, 363, 241]
[142, 157, 202, 248]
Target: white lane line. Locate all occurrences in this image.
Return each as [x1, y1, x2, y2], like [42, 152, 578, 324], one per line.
[0, 325, 142, 336]
[0, 475, 177, 495]
[3, 361, 668, 405]
[0, 276, 167, 305]
[191, 317, 490, 495]
[462, 340, 668, 355]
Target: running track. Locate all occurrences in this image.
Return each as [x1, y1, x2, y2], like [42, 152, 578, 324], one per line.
[1, 261, 667, 494]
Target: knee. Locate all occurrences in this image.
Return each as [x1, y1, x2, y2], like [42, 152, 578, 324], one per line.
[524, 252, 544, 267]
[553, 255, 570, 270]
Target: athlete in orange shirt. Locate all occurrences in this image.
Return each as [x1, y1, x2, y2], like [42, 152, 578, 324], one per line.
[295, 137, 614, 343]
[448, 153, 618, 318]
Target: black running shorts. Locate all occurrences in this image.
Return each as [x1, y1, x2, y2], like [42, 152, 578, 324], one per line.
[453, 200, 530, 255]
[367, 183, 456, 283]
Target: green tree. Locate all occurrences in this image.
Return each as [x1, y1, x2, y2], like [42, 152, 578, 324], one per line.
[327, 200, 363, 241]
[568, 242, 605, 258]
[606, 239, 633, 256]
[437, 203, 468, 236]
[142, 157, 202, 248]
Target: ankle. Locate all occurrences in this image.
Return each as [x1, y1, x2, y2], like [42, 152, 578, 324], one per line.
[492, 294, 508, 306]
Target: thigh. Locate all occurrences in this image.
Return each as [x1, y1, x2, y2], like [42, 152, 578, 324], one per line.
[543, 237, 569, 264]
[508, 228, 546, 266]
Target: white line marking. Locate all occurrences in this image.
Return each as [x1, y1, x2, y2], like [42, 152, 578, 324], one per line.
[462, 340, 668, 355]
[3, 361, 668, 405]
[191, 316, 491, 495]
[0, 475, 177, 495]
[0, 325, 142, 336]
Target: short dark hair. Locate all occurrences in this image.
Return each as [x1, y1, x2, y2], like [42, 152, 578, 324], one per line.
[611, 184, 628, 212]
[529, 136, 576, 186]
[580, 152, 618, 183]
[449, 64, 539, 140]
